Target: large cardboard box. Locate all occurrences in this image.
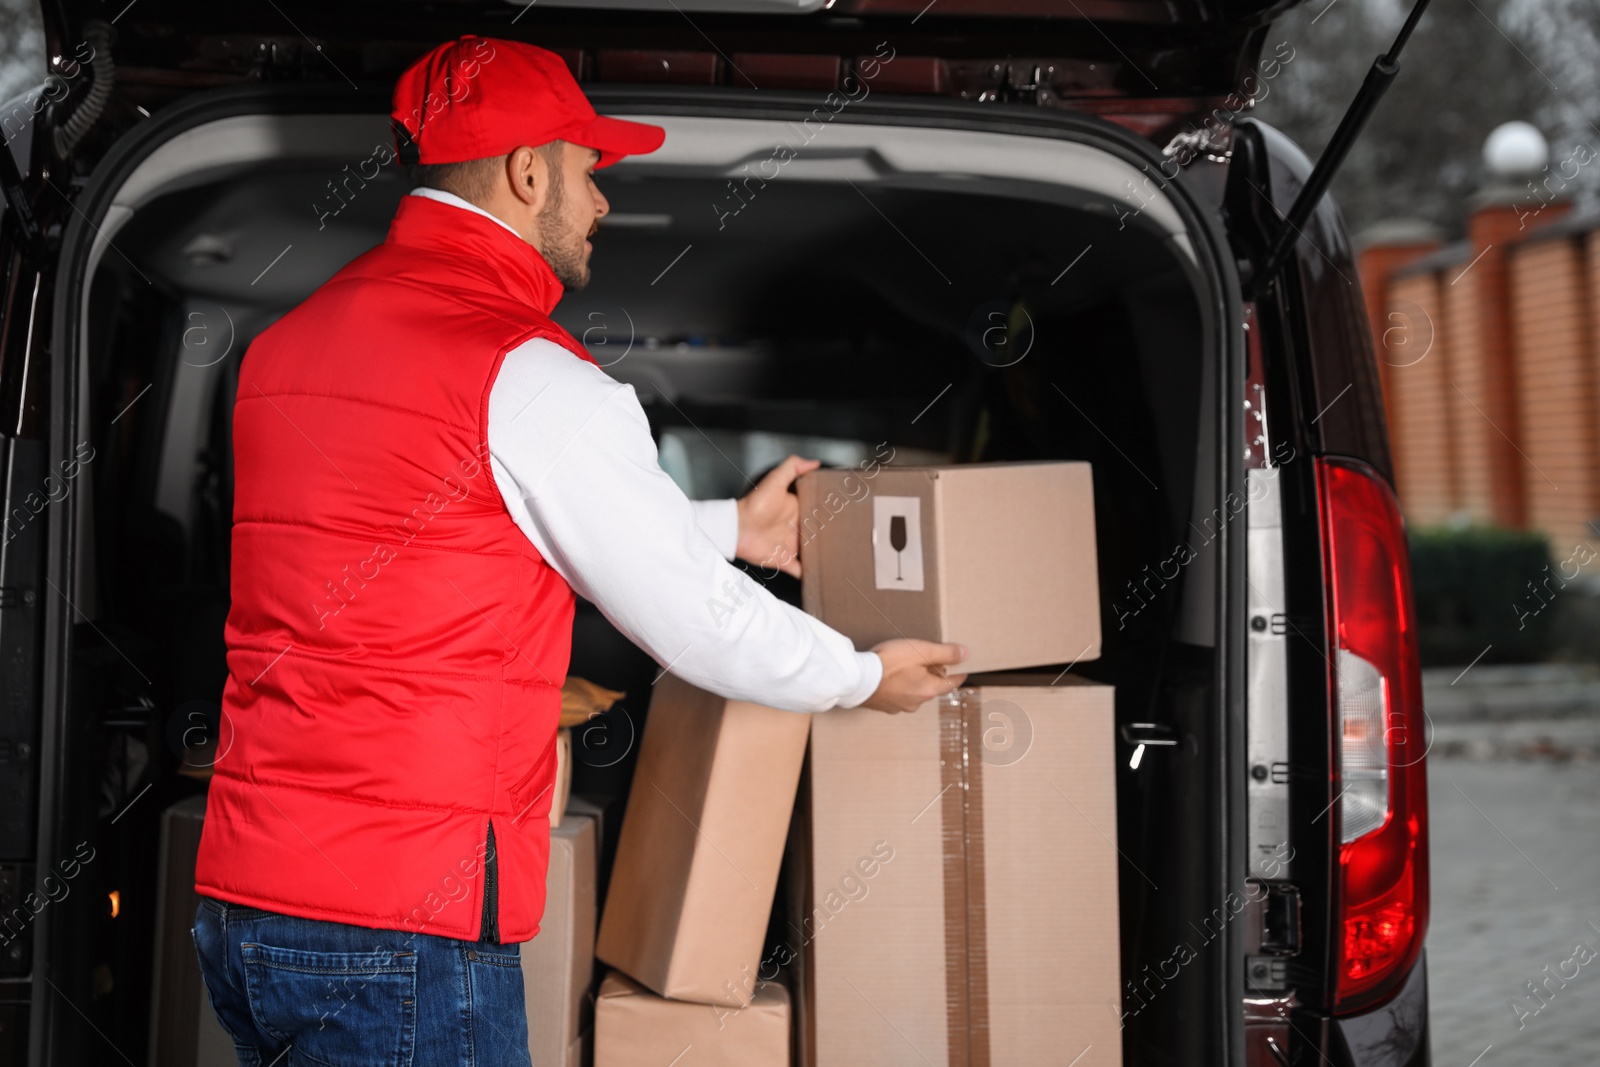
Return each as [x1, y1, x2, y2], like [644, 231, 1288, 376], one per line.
[524, 810, 597, 1067]
[594, 970, 789, 1067]
[790, 678, 1122, 1067]
[797, 461, 1100, 673]
[596, 674, 811, 1007]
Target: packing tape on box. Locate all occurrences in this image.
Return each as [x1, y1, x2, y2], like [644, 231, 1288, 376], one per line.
[939, 693, 991, 1067]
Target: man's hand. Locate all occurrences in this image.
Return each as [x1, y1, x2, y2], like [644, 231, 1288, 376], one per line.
[736, 455, 822, 578]
[859, 639, 969, 714]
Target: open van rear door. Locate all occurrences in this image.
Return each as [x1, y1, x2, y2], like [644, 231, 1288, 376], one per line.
[36, 0, 1310, 154]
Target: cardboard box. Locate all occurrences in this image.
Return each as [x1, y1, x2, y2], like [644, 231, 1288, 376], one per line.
[524, 809, 597, 1067]
[565, 792, 622, 904]
[148, 795, 235, 1067]
[595, 970, 790, 1067]
[596, 675, 811, 1007]
[565, 793, 609, 838]
[790, 678, 1121, 1067]
[551, 727, 572, 829]
[797, 461, 1100, 673]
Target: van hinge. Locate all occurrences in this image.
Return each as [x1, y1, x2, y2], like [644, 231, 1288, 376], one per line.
[1002, 61, 1047, 104]
[1164, 127, 1232, 167]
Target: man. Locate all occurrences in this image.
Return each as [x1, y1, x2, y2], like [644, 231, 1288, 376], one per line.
[191, 36, 966, 1065]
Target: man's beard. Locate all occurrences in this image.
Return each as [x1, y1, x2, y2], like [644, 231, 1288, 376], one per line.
[535, 171, 594, 290]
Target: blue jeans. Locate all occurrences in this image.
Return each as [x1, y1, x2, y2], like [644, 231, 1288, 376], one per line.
[193, 896, 532, 1066]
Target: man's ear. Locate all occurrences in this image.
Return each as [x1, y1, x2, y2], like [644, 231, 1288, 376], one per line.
[506, 145, 550, 214]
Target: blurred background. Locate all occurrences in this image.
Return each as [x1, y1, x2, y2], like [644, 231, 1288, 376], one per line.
[6, 0, 1599, 1060]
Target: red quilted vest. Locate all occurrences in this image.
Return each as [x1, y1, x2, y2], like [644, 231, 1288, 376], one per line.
[195, 194, 593, 942]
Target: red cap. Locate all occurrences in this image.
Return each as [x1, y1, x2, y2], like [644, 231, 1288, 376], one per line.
[391, 37, 665, 168]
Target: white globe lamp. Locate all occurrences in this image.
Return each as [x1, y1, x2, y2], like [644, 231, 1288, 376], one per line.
[1483, 121, 1548, 180]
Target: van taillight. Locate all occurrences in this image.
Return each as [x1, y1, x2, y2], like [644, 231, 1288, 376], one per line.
[1318, 458, 1430, 1013]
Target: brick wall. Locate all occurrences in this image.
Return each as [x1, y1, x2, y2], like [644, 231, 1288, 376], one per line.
[1386, 271, 1456, 525]
[1442, 253, 1499, 526]
[1358, 238, 1440, 414]
[1508, 234, 1599, 553]
[1366, 204, 1600, 552]
[1462, 204, 1535, 528]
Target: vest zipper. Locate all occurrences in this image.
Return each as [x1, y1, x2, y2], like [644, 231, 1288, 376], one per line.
[481, 820, 499, 944]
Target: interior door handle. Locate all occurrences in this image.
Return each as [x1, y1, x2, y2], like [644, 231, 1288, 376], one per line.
[1119, 722, 1178, 747]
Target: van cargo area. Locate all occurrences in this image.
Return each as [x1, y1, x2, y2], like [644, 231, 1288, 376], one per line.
[51, 102, 1241, 1064]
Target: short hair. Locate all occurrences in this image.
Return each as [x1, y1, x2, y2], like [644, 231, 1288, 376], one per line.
[406, 141, 566, 206]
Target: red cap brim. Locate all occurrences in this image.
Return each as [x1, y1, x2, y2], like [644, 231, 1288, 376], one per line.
[567, 114, 667, 168]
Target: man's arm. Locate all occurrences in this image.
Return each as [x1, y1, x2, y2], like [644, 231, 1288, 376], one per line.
[488, 339, 896, 712]
[688, 498, 738, 560]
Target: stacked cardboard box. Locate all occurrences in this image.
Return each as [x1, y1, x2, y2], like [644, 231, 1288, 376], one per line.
[592, 674, 810, 1063]
[789, 679, 1121, 1067]
[791, 461, 1119, 1065]
[795, 461, 1100, 673]
[595, 674, 810, 1007]
[595, 970, 791, 1065]
[592, 461, 1117, 1067]
[524, 810, 597, 1066]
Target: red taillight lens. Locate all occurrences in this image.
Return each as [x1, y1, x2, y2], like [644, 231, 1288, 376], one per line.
[1318, 458, 1430, 1013]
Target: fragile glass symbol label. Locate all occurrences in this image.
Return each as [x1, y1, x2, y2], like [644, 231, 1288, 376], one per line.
[872, 495, 924, 591]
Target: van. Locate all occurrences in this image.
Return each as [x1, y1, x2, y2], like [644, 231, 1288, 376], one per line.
[0, 2, 1428, 1064]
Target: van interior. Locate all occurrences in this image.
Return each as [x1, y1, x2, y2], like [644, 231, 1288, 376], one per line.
[66, 109, 1231, 1062]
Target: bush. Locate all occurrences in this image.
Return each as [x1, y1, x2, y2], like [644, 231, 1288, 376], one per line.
[1407, 526, 1556, 667]
[1548, 585, 1600, 664]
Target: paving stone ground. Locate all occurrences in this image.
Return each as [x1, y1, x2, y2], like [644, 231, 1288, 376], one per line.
[1425, 666, 1600, 1066]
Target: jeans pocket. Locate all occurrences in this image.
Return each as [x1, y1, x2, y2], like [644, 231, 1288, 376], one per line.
[242, 942, 417, 1067]
[464, 947, 530, 1066]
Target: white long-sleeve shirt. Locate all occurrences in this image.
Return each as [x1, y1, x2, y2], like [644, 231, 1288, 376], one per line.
[409, 190, 883, 712]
